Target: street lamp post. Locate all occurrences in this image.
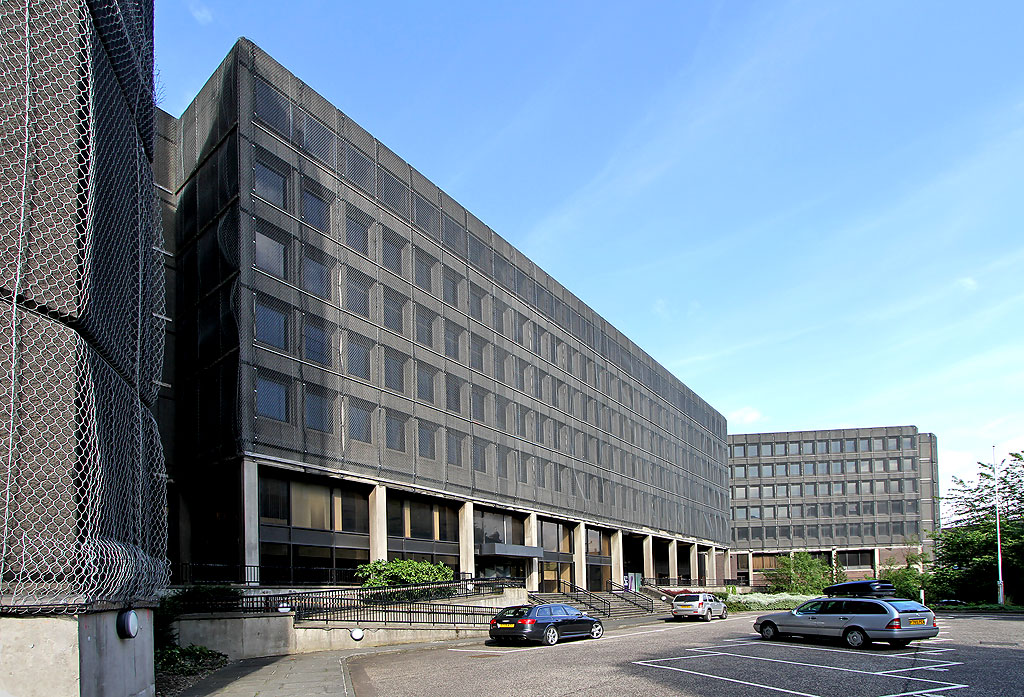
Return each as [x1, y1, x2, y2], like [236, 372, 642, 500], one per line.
[994, 445, 1005, 605]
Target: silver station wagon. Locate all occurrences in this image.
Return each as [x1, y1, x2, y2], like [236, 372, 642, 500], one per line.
[753, 595, 939, 648]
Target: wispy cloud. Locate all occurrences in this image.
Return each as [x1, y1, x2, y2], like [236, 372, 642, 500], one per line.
[188, 1, 213, 25]
[956, 276, 978, 292]
[728, 406, 764, 425]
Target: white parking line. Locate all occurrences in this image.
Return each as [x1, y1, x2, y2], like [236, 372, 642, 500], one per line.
[632, 660, 822, 697]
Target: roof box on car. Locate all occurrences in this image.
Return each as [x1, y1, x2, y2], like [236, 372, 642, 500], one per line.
[823, 580, 897, 598]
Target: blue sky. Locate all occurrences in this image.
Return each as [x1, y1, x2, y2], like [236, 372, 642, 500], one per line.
[156, 1, 1024, 518]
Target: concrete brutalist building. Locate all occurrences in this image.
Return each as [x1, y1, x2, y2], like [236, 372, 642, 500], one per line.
[0, 0, 167, 695]
[157, 38, 731, 593]
[727, 426, 939, 583]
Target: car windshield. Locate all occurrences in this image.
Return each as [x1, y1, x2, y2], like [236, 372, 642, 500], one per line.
[496, 606, 530, 619]
[675, 594, 700, 602]
[890, 601, 929, 613]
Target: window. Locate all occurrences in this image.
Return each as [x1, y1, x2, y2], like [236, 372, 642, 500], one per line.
[418, 421, 436, 459]
[444, 320, 461, 359]
[302, 188, 330, 233]
[304, 387, 334, 432]
[385, 411, 406, 451]
[303, 320, 331, 365]
[259, 477, 289, 524]
[414, 248, 435, 292]
[302, 253, 331, 299]
[416, 363, 435, 402]
[445, 374, 462, 412]
[348, 399, 373, 443]
[382, 289, 406, 333]
[443, 268, 461, 306]
[255, 224, 286, 278]
[470, 334, 486, 370]
[345, 208, 371, 255]
[256, 375, 289, 421]
[346, 335, 372, 380]
[471, 386, 486, 421]
[254, 79, 290, 136]
[469, 284, 485, 321]
[255, 300, 287, 349]
[415, 305, 434, 346]
[346, 270, 372, 318]
[383, 348, 405, 392]
[254, 161, 286, 208]
[472, 439, 487, 472]
[381, 227, 405, 275]
[447, 431, 464, 466]
[344, 142, 374, 193]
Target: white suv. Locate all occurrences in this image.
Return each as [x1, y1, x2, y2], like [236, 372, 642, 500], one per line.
[671, 592, 727, 621]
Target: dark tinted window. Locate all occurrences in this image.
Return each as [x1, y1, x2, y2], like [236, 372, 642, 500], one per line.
[496, 606, 530, 620]
[847, 601, 888, 615]
[536, 606, 552, 617]
[675, 594, 700, 602]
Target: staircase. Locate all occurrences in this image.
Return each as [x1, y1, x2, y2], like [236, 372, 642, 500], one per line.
[528, 591, 667, 619]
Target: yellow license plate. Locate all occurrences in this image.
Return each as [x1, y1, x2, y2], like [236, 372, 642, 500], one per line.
[908, 618, 926, 626]
[498, 623, 514, 628]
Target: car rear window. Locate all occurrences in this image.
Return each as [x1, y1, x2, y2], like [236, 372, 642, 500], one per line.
[890, 601, 929, 613]
[496, 606, 530, 619]
[675, 594, 700, 602]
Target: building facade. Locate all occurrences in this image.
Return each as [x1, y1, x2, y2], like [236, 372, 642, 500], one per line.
[161, 39, 730, 592]
[727, 426, 939, 583]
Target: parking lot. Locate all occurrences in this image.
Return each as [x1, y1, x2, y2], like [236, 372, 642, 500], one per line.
[347, 613, 1024, 696]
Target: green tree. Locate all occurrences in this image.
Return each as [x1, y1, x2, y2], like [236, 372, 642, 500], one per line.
[879, 550, 929, 601]
[762, 552, 834, 594]
[931, 452, 1024, 603]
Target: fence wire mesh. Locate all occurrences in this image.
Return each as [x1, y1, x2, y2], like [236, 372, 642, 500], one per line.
[0, 0, 167, 613]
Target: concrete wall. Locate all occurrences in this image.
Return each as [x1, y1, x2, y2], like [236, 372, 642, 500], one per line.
[174, 589, 526, 661]
[0, 610, 155, 697]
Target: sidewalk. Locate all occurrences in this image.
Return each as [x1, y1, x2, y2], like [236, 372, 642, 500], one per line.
[173, 615, 668, 697]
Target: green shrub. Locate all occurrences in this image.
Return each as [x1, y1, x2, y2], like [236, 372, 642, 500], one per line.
[155, 644, 228, 676]
[355, 559, 456, 602]
[724, 592, 815, 612]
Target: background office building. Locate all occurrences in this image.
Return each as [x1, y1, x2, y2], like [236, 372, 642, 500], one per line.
[0, 0, 166, 694]
[160, 39, 730, 592]
[727, 426, 939, 584]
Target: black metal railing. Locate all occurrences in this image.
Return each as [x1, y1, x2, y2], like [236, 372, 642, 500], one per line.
[171, 577, 525, 615]
[172, 562, 363, 586]
[295, 598, 499, 625]
[607, 580, 654, 612]
[643, 577, 767, 590]
[557, 580, 611, 616]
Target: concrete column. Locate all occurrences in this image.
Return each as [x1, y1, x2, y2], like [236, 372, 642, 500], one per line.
[873, 547, 881, 576]
[574, 522, 587, 590]
[368, 484, 388, 561]
[459, 500, 475, 577]
[668, 539, 679, 580]
[689, 543, 699, 582]
[723, 549, 733, 581]
[707, 546, 717, 585]
[748, 551, 754, 585]
[611, 530, 624, 585]
[642, 534, 655, 580]
[524, 513, 540, 591]
[242, 458, 260, 584]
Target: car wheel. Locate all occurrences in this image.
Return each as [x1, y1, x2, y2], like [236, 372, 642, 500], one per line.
[888, 639, 911, 648]
[843, 628, 870, 649]
[760, 622, 779, 640]
[703, 609, 712, 622]
[720, 607, 728, 619]
[589, 622, 604, 639]
[542, 625, 559, 646]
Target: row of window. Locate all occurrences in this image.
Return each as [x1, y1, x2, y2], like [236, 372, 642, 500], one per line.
[730, 435, 916, 458]
[732, 478, 920, 500]
[733, 498, 921, 521]
[731, 459, 918, 479]
[252, 322, 724, 498]
[251, 77, 725, 445]
[733, 520, 921, 542]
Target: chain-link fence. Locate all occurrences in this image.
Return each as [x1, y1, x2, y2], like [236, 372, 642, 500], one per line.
[0, 0, 167, 613]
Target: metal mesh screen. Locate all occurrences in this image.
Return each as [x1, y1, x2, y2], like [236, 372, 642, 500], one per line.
[0, 0, 167, 612]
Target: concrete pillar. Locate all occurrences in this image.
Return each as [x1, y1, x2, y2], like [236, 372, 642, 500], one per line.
[525, 512, 540, 592]
[611, 530, 624, 586]
[668, 539, 679, 580]
[642, 534, 655, 580]
[242, 458, 260, 583]
[459, 500, 475, 577]
[723, 549, 733, 581]
[574, 522, 587, 590]
[873, 547, 881, 576]
[748, 551, 754, 585]
[707, 546, 717, 585]
[689, 543, 699, 582]
[368, 484, 388, 561]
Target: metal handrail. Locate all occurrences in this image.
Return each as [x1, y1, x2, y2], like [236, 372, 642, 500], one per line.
[606, 580, 654, 612]
[557, 580, 611, 616]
